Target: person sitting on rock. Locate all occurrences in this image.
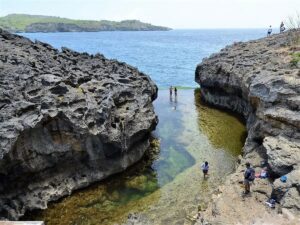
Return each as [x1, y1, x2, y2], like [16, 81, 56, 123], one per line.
[243, 162, 255, 194]
[260, 167, 268, 178]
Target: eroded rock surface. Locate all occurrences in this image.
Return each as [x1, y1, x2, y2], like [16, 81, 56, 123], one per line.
[0, 29, 158, 220]
[195, 30, 300, 224]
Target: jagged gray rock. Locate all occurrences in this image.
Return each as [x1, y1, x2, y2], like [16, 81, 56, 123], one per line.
[264, 136, 300, 176]
[0, 29, 158, 220]
[195, 29, 300, 223]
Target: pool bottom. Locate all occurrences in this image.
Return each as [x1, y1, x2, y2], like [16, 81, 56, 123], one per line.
[24, 89, 246, 225]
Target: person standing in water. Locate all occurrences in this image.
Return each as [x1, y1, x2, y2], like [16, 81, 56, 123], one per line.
[174, 87, 177, 96]
[169, 86, 173, 96]
[201, 161, 209, 178]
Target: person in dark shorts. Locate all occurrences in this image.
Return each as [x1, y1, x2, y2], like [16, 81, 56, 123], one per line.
[243, 162, 255, 194]
[174, 87, 177, 96]
[267, 25, 272, 37]
[169, 86, 173, 96]
[201, 161, 209, 178]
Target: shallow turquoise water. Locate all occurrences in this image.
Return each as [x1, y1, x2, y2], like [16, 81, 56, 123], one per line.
[25, 89, 246, 225]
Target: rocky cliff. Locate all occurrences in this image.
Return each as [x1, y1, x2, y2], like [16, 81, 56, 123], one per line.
[0, 29, 158, 220]
[195, 30, 300, 224]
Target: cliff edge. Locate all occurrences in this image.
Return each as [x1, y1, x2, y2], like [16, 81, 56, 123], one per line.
[0, 29, 158, 220]
[195, 30, 300, 224]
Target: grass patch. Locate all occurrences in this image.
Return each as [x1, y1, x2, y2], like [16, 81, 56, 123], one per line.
[290, 52, 300, 66]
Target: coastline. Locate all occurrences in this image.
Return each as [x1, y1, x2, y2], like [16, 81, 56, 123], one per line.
[195, 29, 300, 224]
[1, 27, 299, 224]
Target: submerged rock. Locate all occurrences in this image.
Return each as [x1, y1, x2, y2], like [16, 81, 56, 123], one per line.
[195, 29, 300, 223]
[0, 29, 158, 220]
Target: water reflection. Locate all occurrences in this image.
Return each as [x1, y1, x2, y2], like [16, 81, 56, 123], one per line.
[169, 91, 178, 110]
[194, 89, 247, 156]
[154, 89, 195, 186]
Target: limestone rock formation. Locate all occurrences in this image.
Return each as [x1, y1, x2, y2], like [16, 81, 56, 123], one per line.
[195, 30, 300, 224]
[0, 29, 158, 220]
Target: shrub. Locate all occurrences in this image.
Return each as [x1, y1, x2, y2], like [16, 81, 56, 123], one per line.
[290, 52, 300, 67]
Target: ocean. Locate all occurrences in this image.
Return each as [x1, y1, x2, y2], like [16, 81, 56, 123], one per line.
[23, 29, 266, 88]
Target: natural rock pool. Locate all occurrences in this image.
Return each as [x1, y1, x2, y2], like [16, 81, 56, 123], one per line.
[24, 89, 246, 225]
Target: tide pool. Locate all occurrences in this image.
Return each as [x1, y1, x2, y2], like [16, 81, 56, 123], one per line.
[24, 89, 246, 225]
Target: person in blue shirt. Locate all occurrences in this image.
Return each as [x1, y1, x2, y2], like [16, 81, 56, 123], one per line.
[244, 162, 255, 194]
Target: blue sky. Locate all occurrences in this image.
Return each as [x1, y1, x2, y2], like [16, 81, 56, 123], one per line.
[0, 0, 299, 28]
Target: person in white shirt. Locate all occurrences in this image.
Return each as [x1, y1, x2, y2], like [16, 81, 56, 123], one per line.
[267, 25, 272, 37]
[201, 161, 209, 178]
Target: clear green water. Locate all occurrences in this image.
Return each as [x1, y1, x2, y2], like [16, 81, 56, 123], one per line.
[25, 89, 246, 225]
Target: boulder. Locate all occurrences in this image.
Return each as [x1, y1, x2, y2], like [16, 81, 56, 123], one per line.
[263, 136, 300, 176]
[0, 29, 158, 220]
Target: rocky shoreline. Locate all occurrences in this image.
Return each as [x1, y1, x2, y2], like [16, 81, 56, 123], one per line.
[195, 29, 300, 224]
[0, 29, 158, 220]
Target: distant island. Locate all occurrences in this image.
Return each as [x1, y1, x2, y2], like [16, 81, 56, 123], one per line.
[0, 14, 172, 33]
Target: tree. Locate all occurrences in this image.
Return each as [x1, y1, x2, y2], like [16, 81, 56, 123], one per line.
[285, 11, 300, 30]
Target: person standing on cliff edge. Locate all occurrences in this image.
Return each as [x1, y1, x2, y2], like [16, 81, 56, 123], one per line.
[267, 25, 272, 37]
[280, 22, 285, 33]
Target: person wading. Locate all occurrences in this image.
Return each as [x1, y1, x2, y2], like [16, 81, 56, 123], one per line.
[201, 161, 209, 178]
[243, 162, 255, 195]
[169, 86, 173, 96]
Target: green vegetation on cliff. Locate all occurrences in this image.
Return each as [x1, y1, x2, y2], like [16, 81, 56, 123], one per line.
[0, 14, 171, 33]
[291, 52, 300, 66]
